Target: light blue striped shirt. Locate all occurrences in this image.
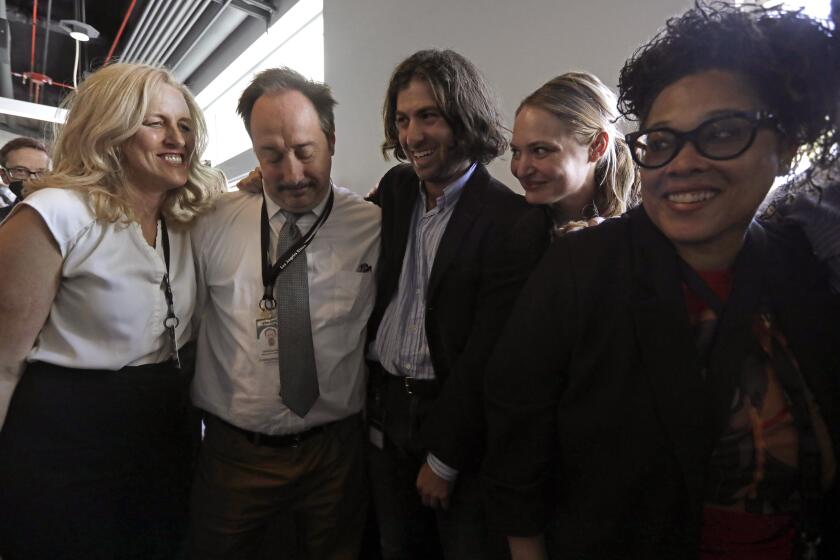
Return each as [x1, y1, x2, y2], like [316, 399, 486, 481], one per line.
[371, 163, 477, 380]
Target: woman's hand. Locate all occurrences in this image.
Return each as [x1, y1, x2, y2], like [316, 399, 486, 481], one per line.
[0, 206, 61, 427]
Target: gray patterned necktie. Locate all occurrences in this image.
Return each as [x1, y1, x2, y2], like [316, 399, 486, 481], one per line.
[275, 211, 319, 417]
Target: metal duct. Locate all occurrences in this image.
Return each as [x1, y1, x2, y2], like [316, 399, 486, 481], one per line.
[121, 0, 163, 62]
[156, 0, 213, 67]
[146, 0, 202, 64]
[145, 0, 199, 65]
[170, 0, 239, 81]
[131, 1, 181, 63]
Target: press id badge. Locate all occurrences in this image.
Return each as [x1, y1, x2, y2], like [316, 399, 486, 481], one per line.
[256, 315, 279, 362]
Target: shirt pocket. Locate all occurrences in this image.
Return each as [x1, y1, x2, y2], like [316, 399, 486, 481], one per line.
[332, 270, 375, 321]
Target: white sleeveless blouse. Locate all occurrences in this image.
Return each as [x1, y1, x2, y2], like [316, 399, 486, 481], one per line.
[21, 188, 195, 370]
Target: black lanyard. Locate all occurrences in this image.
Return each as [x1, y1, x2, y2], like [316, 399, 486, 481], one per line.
[259, 188, 334, 311]
[678, 258, 724, 316]
[678, 258, 725, 374]
[160, 218, 181, 369]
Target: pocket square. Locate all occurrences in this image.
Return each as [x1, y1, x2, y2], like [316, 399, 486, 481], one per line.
[356, 263, 372, 273]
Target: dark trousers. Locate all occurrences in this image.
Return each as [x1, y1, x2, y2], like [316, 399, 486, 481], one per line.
[367, 369, 505, 560]
[190, 413, 368, 560]
[0, 361, 195, 560]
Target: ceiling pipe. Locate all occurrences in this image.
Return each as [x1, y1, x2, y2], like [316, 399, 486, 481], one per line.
[128, 0, 176, 62]
[0, 0, 13, 99]
[157, 0, 213, 67]
[13, 71, 72, 89]
[39, 0, 52, 75]
[145, 0, 199, 66]
[121, 0, 163, 62]
[131, 1, 180, 63]
[28, 0, 37, 101]
[171, 0, 236, 77]
[154, 0, 212, 66]
[29, 0, 37, 73]
[105, 0, 136, 64]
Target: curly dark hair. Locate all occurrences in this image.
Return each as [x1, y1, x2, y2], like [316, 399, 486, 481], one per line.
[382, 49, 507, 164]
[618, 1, 840, 169]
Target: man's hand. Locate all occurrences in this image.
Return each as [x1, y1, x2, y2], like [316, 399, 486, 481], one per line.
[237, 167, 262, 193]
[416, 463, 454, 510]
[508, 535, 548, 560]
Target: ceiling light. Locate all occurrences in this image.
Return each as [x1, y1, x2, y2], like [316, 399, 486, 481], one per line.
[59, 20, 100, 42]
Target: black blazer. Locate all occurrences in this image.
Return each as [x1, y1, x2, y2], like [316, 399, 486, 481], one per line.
[483, 206, 840, 559]
[369, 163, 549, 471]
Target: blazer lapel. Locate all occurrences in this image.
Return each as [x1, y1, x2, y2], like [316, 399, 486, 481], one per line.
[426, 165, 488, 299]
[627, 208, 711, 499]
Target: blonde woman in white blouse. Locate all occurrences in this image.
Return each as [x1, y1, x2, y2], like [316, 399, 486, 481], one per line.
[0, 63, 223, 559]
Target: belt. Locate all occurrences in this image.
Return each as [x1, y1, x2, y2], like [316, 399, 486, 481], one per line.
[368, 360, 441, 398]
[213, 415, 342, 448]
[384, 370, 440, 398]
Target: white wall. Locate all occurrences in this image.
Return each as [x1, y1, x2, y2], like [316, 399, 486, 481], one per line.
[0, 129, 21, 149]
[325, 0, 691, 194]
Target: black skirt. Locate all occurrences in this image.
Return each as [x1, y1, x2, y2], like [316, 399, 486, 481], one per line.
[0, 359, 197, 560]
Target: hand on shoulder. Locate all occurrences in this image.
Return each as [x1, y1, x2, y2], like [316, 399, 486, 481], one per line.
[237, 167, 262, 194]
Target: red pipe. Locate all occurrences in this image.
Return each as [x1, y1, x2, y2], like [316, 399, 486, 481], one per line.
[105, 0, 138, 64]
[30, 0, 39, 73]
[14, 71, 75, 90]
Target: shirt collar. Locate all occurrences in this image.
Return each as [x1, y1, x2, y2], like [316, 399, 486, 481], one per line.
[418, 162, 476, 210]
[263, 181, 334, 221]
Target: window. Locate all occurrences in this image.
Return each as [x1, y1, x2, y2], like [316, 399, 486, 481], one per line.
[196, 0, 324, 170]
[762, 0, 831, 20]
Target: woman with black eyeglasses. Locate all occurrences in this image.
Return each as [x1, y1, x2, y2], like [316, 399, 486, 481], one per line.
[482, 4, 840, 560]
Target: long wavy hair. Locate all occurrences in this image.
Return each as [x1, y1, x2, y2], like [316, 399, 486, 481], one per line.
[382, 49, 507, 164]
[518, 72, 640, 220]
[26, 62, 223, 225]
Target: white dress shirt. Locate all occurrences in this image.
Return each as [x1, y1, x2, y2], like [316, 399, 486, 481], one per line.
[191, 185, 381, 435]
[21, 188, 195, 369]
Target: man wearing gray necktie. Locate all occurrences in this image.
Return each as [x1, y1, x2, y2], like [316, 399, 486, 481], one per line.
[189, 67, 381, 559]
[275, 211, 319, 416]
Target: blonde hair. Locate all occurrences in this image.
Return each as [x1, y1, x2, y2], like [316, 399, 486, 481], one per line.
[517, 72, 639, 219]
[26, 62, 223, 225]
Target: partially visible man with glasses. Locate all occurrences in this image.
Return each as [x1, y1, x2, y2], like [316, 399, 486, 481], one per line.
[0, 137, 50, 220]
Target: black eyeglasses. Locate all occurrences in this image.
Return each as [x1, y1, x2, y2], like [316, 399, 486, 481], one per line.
[1, 166, 45, 180]
[625, 111, 780, 169]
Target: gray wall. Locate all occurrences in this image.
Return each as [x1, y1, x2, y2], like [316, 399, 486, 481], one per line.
[324, 0, 691, 194]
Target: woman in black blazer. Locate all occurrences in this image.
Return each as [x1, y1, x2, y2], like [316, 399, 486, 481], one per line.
[483, 4, 840, 559]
